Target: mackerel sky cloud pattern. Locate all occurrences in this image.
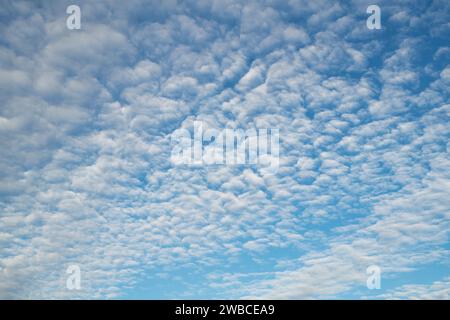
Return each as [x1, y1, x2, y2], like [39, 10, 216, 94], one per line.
[0, 0, 449, 299]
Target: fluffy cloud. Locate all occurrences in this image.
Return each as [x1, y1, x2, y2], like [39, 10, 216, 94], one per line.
[0, 0, 449, 299]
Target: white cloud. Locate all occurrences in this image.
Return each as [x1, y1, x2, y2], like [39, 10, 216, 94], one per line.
[0, 0, 449, 300]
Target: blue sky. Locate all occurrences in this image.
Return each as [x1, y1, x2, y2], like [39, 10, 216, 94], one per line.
[0, 0, 449, 299]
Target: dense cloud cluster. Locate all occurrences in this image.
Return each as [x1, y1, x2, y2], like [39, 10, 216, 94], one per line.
[0, 0, 449, 298]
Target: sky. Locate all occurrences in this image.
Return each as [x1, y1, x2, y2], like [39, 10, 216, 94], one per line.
[0, 0, 449, 299]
